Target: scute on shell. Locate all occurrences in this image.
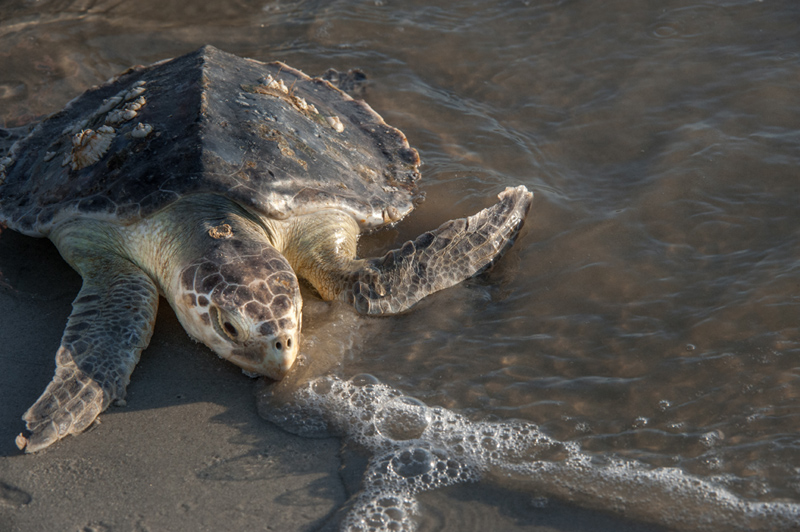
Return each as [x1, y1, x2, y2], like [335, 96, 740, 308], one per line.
[0, 45, 422, 237]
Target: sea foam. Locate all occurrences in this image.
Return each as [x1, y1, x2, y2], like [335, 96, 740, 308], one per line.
[259, 373, 800, 531]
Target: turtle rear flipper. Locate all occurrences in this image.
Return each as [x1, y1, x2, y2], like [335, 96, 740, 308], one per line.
[342, 186, 533, 315]
[18, 253, 158, 453]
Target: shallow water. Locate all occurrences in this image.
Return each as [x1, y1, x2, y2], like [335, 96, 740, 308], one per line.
[1, 0, 800, 530]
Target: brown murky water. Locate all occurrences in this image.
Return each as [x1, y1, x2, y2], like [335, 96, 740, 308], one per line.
[1, 0, 799, 530]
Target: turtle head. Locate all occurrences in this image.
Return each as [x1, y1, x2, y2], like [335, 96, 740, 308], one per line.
[174, 237, 302, 380]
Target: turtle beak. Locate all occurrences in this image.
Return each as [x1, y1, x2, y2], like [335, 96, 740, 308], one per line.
[260, 334, 299, 379]
[229, 333, 299, 379]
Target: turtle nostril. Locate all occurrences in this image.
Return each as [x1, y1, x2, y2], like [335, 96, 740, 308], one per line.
[273, 336, 294, 352]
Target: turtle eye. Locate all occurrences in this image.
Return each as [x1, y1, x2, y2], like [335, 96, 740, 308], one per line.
[209, 305, 246, 343]
[223, 322, 239, 338]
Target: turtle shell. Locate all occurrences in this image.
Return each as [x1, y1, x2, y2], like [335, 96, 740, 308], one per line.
[0, 46, 422, 237]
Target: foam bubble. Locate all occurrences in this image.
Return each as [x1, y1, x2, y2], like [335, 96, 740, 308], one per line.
[376, 396, 431, 441]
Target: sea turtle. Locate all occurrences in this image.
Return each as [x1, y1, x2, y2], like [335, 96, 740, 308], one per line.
[0, 46, 533, 453]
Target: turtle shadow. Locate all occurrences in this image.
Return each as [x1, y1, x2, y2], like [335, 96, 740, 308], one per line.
[0, 229, 81, 457]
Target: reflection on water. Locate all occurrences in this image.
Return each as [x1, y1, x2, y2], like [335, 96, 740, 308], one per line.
[2, 0, 800, 530]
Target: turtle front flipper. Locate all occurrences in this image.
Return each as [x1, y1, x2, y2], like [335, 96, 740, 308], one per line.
[17, 254, 158, 453]
[343, 186, 532, 315]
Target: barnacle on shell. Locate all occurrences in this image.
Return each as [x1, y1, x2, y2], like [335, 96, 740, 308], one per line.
[68, 126, 115, 170]
[105, 109, 137, 125]
[131, 122, 153, 138]
[124, 85, 146, 101]
[105, 96, 147, 125]
[97, 95, 124, 115]
[326, 115, 344, 133]
[259, 74, 289, 94]
[126, 96, 146, 112]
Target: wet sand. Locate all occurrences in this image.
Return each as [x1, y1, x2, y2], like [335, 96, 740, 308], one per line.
[0, 229, 345, 531]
